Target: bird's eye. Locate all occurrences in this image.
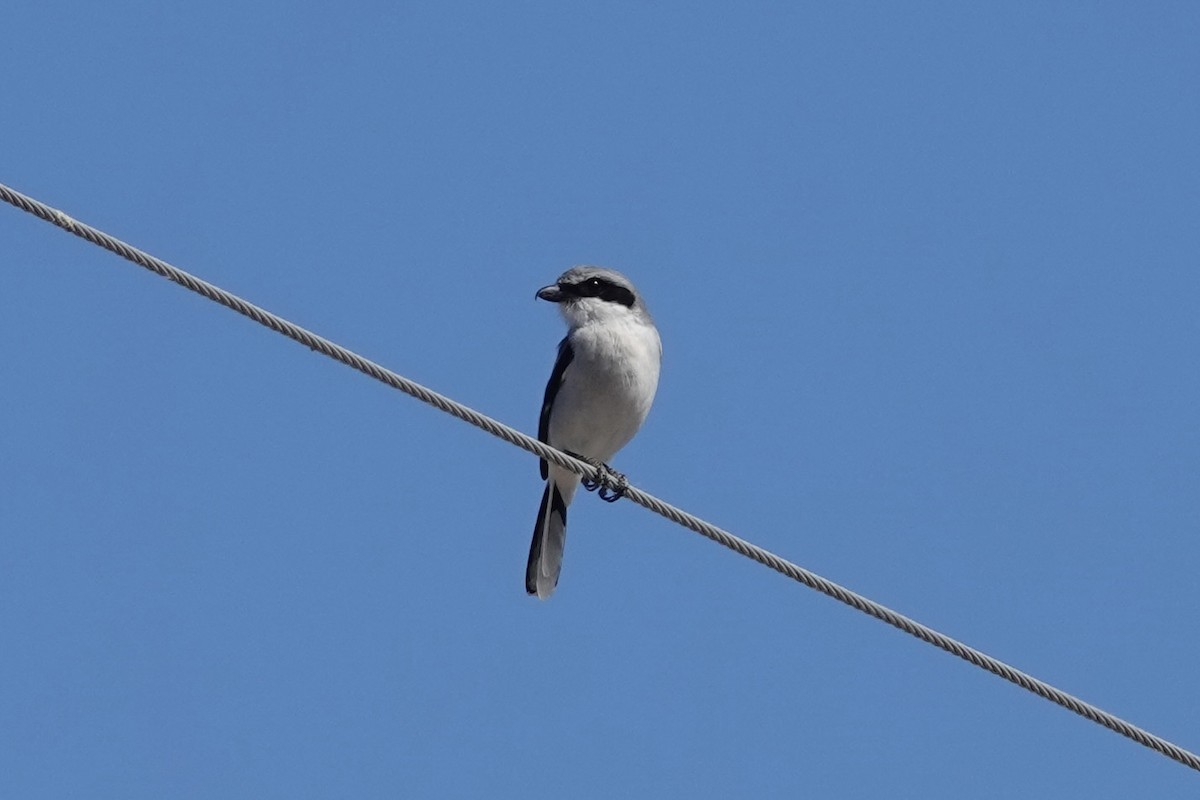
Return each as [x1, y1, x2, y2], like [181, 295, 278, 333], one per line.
[571, 277, 607, 298]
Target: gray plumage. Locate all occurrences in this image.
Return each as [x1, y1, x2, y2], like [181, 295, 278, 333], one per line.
[526, 266, 662, 599]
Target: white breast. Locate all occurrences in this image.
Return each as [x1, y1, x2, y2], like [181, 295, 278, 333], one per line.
[548, 315, 662, 463]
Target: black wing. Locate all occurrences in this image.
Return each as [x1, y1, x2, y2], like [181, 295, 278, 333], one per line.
[538, 336, 574, 480]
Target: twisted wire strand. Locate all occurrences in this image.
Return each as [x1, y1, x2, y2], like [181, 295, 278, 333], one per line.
[3, 180, 1197, 774]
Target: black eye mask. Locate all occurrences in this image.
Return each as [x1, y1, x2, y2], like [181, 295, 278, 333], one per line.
[564, 277, 636, 307]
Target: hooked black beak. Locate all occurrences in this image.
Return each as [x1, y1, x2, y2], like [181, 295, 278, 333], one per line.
[536, 284, 565, 303]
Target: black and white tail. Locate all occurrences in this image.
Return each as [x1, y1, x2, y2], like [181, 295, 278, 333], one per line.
[526, 481, 570, 599]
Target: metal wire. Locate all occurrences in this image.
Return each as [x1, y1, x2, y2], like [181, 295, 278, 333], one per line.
[3, 180, 1197, 774]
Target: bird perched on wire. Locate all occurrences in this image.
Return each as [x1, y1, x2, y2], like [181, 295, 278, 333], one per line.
[526, 266, 662, 599]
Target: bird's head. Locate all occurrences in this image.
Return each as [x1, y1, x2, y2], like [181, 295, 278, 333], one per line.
[536, 266, 648, 327]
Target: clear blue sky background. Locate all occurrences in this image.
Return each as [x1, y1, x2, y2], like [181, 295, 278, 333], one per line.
[2, 2, 1198, 797]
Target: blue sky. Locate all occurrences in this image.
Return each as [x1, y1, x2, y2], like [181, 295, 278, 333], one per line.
[3, 2, 1199, 797]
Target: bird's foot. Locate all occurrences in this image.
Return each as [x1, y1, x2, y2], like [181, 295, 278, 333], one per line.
[597, 469, 628, 503]
[569, 452, 629, 503]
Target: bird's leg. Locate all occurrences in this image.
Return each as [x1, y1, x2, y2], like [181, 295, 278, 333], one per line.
[565, 450, 603, 491]
[596, 469, 628, 503]
[566, 451, 628, 502]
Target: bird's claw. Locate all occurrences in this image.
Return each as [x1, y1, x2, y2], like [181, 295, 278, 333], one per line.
[597, 470, 628, 503]
[570, 452, 628, 502]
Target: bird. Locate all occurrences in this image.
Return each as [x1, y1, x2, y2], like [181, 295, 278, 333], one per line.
[526, 266, 662, 599]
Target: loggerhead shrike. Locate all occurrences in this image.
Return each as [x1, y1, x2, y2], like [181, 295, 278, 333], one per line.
[526, 266, 662, 599]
